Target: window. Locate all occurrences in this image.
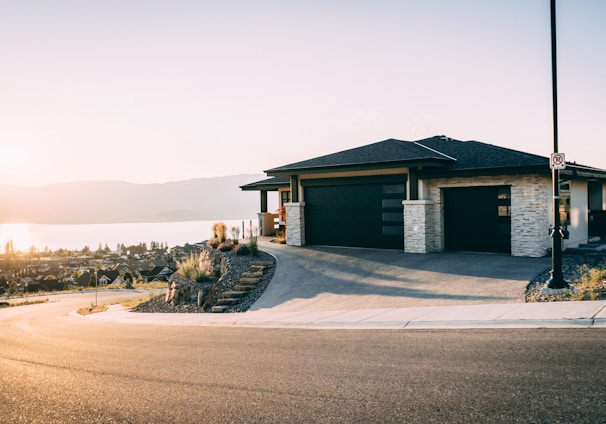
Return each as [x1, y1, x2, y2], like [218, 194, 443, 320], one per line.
[559, 182, 570, 226]
[497, 187, 511, 217]
[497, 187, 511, 235]
[280, 190, 290, 206]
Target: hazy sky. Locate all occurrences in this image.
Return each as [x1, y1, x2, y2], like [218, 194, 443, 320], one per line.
[1, 0, 605, 187]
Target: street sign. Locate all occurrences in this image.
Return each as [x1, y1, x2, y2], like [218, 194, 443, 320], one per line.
[550, 152, 566, 169]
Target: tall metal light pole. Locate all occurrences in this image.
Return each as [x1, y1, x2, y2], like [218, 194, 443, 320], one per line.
[546, 0, 568, 289]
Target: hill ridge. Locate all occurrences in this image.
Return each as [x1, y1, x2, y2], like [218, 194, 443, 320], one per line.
[0, 174, 266, 224]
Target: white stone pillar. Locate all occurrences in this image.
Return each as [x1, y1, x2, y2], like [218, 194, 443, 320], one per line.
[403, 200, 435, 253]
[285, 202, 305, 246]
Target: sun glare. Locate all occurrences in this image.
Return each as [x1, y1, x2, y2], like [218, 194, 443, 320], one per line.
[0, 145, 27, 177]
[0, 223, 32, 253]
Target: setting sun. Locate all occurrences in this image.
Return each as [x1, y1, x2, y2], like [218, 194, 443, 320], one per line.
[0, 223, 32, 253]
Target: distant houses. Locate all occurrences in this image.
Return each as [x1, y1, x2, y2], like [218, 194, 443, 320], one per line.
[0, 246, 184, 294]
[139, 266, 175, 282]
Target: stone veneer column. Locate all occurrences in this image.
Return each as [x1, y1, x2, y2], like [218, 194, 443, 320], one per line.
[285, 202, 305, 246]
[403, 200, 434, 253]
[510, 175, 551, 257]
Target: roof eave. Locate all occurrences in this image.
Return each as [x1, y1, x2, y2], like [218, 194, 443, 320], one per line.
[561, 166, 606, 181]
[419, 165, 551, 179]
[239, 177, 291, 191]
[265, 158, 451, 177]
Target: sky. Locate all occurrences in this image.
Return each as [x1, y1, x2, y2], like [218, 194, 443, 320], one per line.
[1, 0, 605, 187]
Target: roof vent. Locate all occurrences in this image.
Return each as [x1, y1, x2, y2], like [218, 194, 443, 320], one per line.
[440, 135, 450, 141]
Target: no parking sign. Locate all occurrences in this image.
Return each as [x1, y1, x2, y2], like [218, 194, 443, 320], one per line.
[550, 153, 566, 169]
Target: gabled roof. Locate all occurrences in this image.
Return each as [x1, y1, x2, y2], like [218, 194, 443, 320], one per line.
[265, 137, 454, 176]
[98, 270, 120, 281]
[252, 135, 606, 183]
[417, 136, 547, 171]
[140, 266, 174, 277]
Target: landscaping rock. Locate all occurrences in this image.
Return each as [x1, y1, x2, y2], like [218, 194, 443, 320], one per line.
[525, 252, 606, 302]
[131, 248, 276, 313]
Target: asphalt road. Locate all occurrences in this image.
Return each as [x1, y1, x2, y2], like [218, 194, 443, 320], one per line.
[1, 293, 605, 423]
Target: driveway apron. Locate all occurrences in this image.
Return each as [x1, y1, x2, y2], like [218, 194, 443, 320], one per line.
[252, 239, 552, 312]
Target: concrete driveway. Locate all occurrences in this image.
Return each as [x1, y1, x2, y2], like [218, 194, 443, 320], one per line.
[252, 239, 552, 312]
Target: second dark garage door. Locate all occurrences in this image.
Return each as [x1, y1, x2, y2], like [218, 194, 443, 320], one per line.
[443, 185, 511, 254]
[303, 177, 406, 249]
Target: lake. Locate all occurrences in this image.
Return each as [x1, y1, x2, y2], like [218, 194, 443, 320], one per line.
[0, 219, 256, 252]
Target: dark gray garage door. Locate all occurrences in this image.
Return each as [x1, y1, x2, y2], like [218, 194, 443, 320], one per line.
[303, 176, 406, 249]
[443, 186, 511, 254]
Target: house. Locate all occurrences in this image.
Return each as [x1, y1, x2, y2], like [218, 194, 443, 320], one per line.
[97, 270, 123, 286]
[241, 136, 606, 257]
[139, 266, 175, 282]
[76, 271, 91, 287]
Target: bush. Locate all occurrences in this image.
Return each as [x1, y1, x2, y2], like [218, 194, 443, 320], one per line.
[230, 226, 240, 245]
[177, 253, 212, 283]
[217, 242, 233, 252]
[234, 243, 250, 256]
[207, 238, 220, 249]
[212, 222, 228, 243]
[248, 235, 259, 257]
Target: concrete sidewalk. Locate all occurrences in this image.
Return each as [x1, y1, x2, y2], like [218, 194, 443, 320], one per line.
[82, 300, 606, 329]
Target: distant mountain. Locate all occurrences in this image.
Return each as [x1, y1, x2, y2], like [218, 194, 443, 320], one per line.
[0, 174, 268, 224]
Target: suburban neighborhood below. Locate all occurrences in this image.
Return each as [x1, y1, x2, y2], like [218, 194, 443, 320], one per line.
[0, 240, 195, 295]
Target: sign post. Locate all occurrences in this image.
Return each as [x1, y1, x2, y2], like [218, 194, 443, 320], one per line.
[545, 0, 568, 290]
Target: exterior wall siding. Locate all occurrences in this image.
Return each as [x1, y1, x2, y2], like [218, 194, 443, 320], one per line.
[422, 175, 551, 257]
[285, 202, 305, 246]
[403, 200, 434, 253]
[566, 180, 588, 248]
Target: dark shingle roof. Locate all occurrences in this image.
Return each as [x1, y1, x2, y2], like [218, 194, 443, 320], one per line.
[264, 136, 552, 176]
[416, 136, 549, 171]
[265, 138, 453, 175]
[240, 177, 290, 191]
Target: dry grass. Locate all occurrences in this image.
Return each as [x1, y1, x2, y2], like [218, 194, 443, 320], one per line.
[117, 296, 152, 309]
[77, 304, 108, 315]
[1, 298, 49, 308]
[77, 292, 158, 315]
[571, 265, 606, 301]
[132, 281, 168, 289]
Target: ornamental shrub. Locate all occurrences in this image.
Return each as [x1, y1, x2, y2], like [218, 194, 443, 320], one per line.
[207, 238, 219, 249]
[212, 222, 228, 243]
[217, 242, 233, 252]
[248, 235, 259, 257]
[176, 252, 212, 283]
[230, 226, 240, 245]
[234, 243, 250, 256]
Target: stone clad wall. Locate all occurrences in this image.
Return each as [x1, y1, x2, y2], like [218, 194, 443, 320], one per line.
[403, 200, 435, 253]
[510, 175, 551, 257]
[421, 174, 551, 257]
[285, 202, 306, 246]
